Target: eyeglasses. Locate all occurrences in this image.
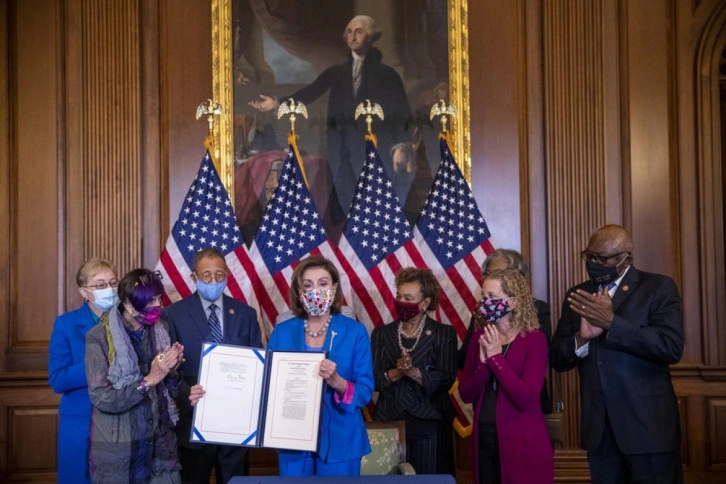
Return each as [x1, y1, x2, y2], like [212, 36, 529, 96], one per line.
[580, 250, 628, 265]
[84, 279, 119, 290]
[195, 271, 227, 284]
[136, 270, 163, 287]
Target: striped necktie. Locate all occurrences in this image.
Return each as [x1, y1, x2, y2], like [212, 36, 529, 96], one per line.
[208, 303, 223, 343]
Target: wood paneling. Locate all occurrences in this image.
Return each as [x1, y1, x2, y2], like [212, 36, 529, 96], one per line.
[543, 0, 611, 450]
[0, 381, 60, 482]
[708, 397, 726, 469]
[1, 0, 726, 482]
[7, 0, 60, 373]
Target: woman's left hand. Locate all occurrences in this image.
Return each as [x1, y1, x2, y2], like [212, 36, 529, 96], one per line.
[319, 358, 348, 394]
[319, 358, 338, 382]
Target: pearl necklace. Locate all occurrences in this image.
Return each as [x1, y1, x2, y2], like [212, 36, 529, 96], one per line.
[397, 316, 426, 352]
[304, 315, 331, 338]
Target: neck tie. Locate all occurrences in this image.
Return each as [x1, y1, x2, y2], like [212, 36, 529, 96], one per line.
[352, 58, 362, 97]
[208, 303, 223, 343]
[599, 282, 617, 292]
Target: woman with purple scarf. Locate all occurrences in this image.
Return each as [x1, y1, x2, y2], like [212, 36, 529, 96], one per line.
[85, 268, 184, 483]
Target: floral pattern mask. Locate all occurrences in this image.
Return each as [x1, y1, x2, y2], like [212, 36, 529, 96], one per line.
[299, 287, 335, 317]
[477, 297, 512, 323]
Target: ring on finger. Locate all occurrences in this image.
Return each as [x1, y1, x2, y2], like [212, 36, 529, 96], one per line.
[158, 353, 165, 362]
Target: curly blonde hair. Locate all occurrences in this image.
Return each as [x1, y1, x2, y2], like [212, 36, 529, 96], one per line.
[485, 269, 539, 333]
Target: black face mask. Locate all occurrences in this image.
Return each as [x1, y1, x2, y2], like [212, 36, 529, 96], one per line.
[586, 256, 626, 285]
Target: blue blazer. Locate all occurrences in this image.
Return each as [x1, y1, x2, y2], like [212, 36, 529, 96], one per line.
[164, 292, 261, 449]
[49, 303, 97, 416]
[550, 266, 684, 454]
[48, 303, 98, 484]
[268, 314, 373, 463]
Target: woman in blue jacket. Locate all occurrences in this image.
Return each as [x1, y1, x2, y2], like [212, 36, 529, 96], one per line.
[48, 258, 118, 483]
[268, 255, 373, 476]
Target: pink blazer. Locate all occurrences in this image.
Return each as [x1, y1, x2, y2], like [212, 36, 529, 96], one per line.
[459, 328, 553, 484]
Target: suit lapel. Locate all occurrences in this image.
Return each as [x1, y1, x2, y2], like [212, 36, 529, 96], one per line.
[611, 266, 640, 313]
[221, 295, 237, 344]
[187, 293, 211, 341]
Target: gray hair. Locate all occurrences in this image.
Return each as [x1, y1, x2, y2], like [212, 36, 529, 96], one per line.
[482, 249, 530, 279]
[343, 15, 382, 42]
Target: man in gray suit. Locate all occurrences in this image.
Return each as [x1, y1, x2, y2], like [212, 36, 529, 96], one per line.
[164, 248, 261, 484]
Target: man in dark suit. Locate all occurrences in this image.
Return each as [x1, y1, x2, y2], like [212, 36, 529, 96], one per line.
[250, 15, 411, 222]
[164, 248, 262, 484]
[550, 224, 684, 483]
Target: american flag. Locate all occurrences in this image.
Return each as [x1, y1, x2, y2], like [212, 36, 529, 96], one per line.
[412, 135, 494, 339]
[155, 148, 250, 306]
[332, 136, 425, 332]
[228, 139, 339, 328]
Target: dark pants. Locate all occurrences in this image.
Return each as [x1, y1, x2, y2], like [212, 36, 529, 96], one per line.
[477, 423, 501, 484]
[588, 415, 683, 484]
[179, 445, 248, 484]
[402, 414, 454, 475]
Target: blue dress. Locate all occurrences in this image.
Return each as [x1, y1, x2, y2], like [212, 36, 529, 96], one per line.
[48, 303, 98, 484]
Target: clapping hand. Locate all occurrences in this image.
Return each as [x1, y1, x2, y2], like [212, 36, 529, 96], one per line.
[568, 287, 615, 330]
[396, 350, 412, 372]
[481, 324, 503, 359]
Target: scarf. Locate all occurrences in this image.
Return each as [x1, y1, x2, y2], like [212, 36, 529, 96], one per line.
[103, 308, 179, 425]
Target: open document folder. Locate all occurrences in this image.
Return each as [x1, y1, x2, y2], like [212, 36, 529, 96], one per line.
[191, 343, 326, 452]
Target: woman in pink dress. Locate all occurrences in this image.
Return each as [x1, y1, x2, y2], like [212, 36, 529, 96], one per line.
[459, 269, 553, 484]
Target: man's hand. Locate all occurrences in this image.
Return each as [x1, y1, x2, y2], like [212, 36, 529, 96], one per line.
[248, 94, 277, 112]
[576, 316, 604, 347]
[568, 287, 615, 330]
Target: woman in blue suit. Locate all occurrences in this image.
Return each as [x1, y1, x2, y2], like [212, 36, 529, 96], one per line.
[48, 258, 118, 484]
[268, 255, 373, 476]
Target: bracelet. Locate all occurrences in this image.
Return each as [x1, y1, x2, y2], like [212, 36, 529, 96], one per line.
[383, 370, 391, 383]
[136, 378, 151, 394]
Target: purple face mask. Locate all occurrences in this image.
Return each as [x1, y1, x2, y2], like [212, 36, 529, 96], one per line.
[477, 297, 512, 323]
[134, 306, 162, 326]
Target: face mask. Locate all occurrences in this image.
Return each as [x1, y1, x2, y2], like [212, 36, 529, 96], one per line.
[477, 297, 512, 323]
[91, 287, 118, 311]
[394, 300, 422, 322]
[134, 306, 162, 326]
[196, 280, 227, 301]
[586, 256, 626, 285]
[299, 288, 335, 317]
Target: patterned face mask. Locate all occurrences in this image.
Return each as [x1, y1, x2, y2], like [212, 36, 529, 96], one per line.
[299, 287, 335, 317]
[477, 297, 512, 323]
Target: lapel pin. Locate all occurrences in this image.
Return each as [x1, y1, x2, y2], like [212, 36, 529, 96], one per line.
[426, 330, 432, 336]
[621, 285, 630, 292]
[229, 309, 235, 315]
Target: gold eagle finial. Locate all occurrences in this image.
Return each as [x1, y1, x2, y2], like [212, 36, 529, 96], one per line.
[429, 100, 457, 133]
[354, 99, 384, 134]
[195, 99, 224, 135]
[277, 98, 308, 134]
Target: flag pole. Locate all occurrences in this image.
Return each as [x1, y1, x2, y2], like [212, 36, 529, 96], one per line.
[277, 98, 310, 187]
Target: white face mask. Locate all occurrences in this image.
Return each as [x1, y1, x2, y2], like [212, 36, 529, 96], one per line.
[91, 287, 118, 312]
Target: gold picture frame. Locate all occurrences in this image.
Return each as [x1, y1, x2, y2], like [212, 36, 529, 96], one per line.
[211, 0, 470, 240]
